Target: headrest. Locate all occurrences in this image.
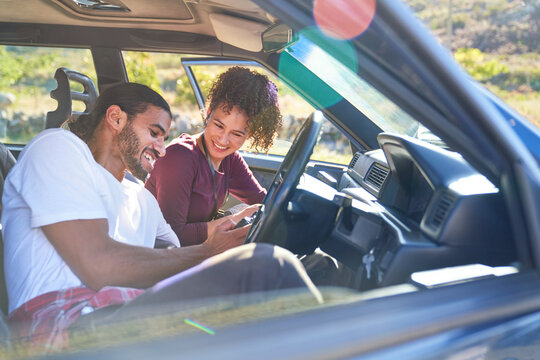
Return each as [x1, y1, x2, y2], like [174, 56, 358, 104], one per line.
[46, 68, 98, 129]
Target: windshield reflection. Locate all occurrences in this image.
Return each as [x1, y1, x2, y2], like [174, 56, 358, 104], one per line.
[285, 31, 421, 137]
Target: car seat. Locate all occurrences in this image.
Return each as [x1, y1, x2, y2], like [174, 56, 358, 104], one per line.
[46, 67, 98, 129]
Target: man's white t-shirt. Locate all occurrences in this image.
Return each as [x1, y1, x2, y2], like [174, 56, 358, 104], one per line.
[2, 129, 179, 313]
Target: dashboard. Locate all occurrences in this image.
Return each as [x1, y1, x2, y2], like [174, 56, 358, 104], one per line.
[288, 133, 516, 290]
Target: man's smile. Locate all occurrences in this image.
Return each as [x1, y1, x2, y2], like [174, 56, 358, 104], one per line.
[141, 148, 158, 170]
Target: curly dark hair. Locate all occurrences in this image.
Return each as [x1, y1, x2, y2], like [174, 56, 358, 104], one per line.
[68, 83, 171, 143]
[205, 67, 282, 152]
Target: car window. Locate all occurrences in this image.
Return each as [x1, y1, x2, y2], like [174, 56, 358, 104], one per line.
[281, 33, 423, 138]
[404, 0, 540, 133]
[278, 29, 457, 150]
[0, 45, 96, 145]
[122, 51, 353, 165]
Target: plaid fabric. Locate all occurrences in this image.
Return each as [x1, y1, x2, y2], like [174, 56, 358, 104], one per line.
[8, 286, 144, 349]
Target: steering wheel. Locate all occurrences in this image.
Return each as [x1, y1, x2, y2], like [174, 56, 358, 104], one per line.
[244, 111, 323, 247]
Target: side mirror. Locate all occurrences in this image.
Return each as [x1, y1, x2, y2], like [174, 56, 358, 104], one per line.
[262, 23, 298, 52]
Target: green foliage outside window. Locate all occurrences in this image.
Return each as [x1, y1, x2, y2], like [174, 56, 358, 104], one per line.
[0, 46, 97, 144]
[454, 48, 508, 82]
[124, 52, 161, 94]
[174, 72, 215, 106]
[0, 47, 60, 93]
[0, 47, 24, 91]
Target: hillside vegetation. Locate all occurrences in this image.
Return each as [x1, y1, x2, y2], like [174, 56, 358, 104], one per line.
[404, 0, 540, 128]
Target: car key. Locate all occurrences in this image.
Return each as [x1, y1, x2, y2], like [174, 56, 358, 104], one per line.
[363, 251, 375, 279]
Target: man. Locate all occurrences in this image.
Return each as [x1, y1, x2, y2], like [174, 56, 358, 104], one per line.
[2, 83, 320, 346]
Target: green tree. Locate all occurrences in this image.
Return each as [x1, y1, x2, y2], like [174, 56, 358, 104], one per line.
[0, 47, 24, 91]
[124, 52, 161, 93]
[175, 70, 216, 107]
[454, 48, 508, 82]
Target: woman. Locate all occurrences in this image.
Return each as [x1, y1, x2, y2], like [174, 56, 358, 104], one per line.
[145, 67, 282, 246]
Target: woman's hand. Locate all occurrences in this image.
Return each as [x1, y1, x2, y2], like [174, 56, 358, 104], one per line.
[231, 204, 260, 224]
[206, 204, 261, 239]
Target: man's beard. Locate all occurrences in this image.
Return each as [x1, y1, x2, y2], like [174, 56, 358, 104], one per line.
[118, 123, 148, 181]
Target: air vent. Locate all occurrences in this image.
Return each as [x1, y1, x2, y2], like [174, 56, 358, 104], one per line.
[349, 153, 361, 169]
[365, 163, 389, 190]
[430, 191, 457, 229]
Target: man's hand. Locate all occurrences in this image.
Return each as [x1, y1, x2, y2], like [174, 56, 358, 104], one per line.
[202, 219, 250, 256]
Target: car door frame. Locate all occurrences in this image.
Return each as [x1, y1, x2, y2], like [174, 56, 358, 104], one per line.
[68, 270, 540, 359]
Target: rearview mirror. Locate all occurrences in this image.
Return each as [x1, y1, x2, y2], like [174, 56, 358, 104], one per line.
[262, 23, 297, 52]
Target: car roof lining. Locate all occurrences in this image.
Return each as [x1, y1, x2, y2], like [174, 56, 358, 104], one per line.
[0, 23, 214, 52]
[0, 0, 275, 52]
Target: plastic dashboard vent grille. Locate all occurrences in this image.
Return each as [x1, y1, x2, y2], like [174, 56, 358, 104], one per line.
[349, 153, 360, 169]
[431, 191, 457, 228]
[365, 163, 389, 190]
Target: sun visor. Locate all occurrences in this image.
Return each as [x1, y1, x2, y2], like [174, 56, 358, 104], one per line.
[209, 13, 266, 52]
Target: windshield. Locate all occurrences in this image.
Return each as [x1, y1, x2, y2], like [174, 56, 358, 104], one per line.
[281, 28, 540, 159]
[281, 30, 421, 138]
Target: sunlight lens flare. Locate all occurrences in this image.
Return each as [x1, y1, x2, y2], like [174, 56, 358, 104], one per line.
[278, 27, 358, 109]
[313, 0, 376, 40]
[184, 318, 215, 335]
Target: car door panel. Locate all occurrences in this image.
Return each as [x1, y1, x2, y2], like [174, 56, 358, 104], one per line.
[63, 271, 540, 359]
